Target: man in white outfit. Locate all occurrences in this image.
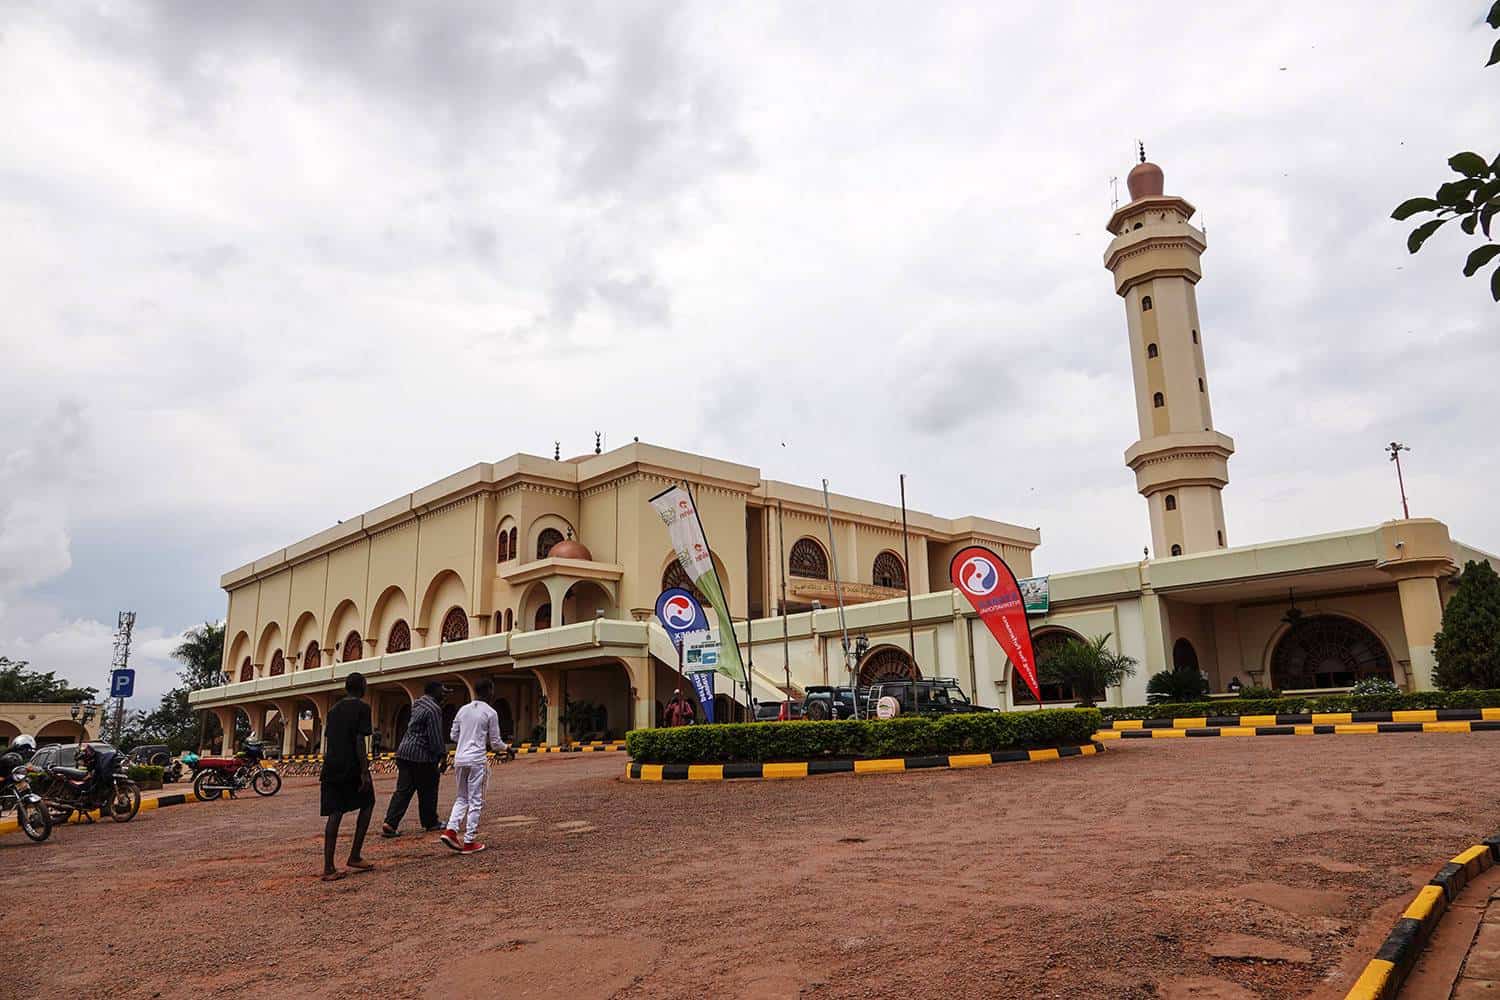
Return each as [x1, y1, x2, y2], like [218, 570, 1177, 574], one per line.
[440, 678, 508, 855]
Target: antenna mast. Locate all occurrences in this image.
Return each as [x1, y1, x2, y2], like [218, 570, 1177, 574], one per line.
[110, 611, 135, 743]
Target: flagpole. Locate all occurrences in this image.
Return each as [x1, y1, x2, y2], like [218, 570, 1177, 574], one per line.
[820, 479, 857, 719]
[899, 474, 918, 675]
[777, 501, 793, 718]
[683, 480, 749, 719]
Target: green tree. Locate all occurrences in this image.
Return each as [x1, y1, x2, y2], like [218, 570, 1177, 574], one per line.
[1433, 560, 1500, 689]
[0, 657, 97, 703]
[127, 622, 229, 753]
[1037, 633, 1137, 707]
[1392, 3, 1500, 300]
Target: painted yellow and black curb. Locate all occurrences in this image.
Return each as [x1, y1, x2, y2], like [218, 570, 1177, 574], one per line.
[1344, 833, 1500, 999]
[623, 742, 1102, 782]
[1096, 719, 1500, 742]
[0, 788, 205, 838]
[281, 740, 627, 768]
[1104, 707, 1500, 735]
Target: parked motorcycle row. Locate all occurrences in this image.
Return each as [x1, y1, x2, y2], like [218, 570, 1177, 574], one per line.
[0, 736, 280, 845]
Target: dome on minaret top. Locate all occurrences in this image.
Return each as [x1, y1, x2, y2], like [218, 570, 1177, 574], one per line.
[1125, 143, 1164, 200]
[548, 532, 593, 561]
[1126, 160, 1164, 201]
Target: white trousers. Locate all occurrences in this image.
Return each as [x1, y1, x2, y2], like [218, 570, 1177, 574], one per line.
[445, 764, 488, 842]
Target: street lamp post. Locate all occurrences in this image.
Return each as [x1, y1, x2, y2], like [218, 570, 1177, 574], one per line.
[1387, 442, 1412, 519]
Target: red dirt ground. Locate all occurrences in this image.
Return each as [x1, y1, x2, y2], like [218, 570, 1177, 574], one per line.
[6, 736, 1500, 999]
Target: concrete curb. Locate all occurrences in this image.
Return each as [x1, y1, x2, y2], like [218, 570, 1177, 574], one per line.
[1344, 834, 1500, 999]
[623, 742, 1102, 782]
[1096, 720, 1500, 741]
[0, 787, 204, 838]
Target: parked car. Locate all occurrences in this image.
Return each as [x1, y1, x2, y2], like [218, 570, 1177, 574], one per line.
[866, 677, 992, 716]
[126, 744, 174, 767]
[801, 685, 861, 721]
[27, 741, 115, 771]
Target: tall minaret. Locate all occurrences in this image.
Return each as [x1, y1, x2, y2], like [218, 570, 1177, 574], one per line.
[1104, 148, 1233, 557]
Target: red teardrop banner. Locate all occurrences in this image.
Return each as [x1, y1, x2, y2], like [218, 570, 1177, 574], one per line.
[949, 544, 1042, 703]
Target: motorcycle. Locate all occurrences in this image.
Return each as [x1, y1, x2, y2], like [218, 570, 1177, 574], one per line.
[38, 749, 141, 824]
[0, 752, 52, 842]
[192, 742, 281, 801]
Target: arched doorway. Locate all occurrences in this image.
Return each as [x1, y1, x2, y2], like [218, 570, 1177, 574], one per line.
[1172, 639, 1199, 673]
[393, 703, 411, 749]
[561, 662, 632, 740]
[1269, 615, 1394, 690]
[36, 720, 80, 747]
[563, 581, 614, 625]
[857, 646, 919, 686]
[534, 603, 552, 630]
[293, 699, 324, 754]
[1031, 628, 1085, 704]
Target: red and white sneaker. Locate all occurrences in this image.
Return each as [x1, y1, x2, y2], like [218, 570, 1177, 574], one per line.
[460, 841, 486, 855]
[439, 829, 462, 852]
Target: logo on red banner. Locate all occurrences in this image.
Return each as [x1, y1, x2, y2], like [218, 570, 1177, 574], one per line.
[949, 545, 1042, 703]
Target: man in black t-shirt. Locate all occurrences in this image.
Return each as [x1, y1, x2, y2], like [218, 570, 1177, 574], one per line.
[319, 672, 376, 881]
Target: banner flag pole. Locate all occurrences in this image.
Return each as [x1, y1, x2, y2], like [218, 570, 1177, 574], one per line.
[777, 500, 793, 718]
[820, 479, 857, 719]
[948, 544, 1043, 704]
[899, 474, 918, 675]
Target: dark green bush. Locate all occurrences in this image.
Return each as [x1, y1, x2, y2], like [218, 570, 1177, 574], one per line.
[1097, 689, 1500, 723]
[624, 708, 1101, 764]
[1236, 685, 1278, 699]
[126, 764, 164, 782]
[1146, 669, 1208, 703]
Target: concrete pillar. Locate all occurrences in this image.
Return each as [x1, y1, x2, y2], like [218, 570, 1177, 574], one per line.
[533, 667, 563, 745]
[270, 700, 298, 758]
[625, 656, 655, 732]
[213, 707, 237, 753]
[1397, 575, 1444, 691]
[1139, 591, 1170, 678]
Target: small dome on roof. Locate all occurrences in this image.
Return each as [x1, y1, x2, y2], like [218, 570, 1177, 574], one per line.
[549, 537, 593, 561]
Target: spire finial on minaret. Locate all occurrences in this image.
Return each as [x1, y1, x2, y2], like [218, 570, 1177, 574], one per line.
[594, 431, 602, 455]
[1138, 140, 1146, 164]
[553, 440, 560, 461]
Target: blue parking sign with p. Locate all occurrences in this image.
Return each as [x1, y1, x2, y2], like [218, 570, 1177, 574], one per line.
[110, 669, 135, 699]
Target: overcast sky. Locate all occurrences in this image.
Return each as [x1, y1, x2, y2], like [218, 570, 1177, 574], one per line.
[1, 2, 1496, 706]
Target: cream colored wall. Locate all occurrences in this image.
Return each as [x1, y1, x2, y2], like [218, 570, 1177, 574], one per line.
[1208, 590, 1409, 688]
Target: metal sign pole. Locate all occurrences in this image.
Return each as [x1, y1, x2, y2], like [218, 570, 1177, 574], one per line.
[820, 480, 856, 719]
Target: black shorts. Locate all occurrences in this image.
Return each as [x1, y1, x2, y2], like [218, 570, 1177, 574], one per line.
[320, 777, 375, 817]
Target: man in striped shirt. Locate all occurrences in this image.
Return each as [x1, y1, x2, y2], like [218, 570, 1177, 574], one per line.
[380, 679, 447, 838]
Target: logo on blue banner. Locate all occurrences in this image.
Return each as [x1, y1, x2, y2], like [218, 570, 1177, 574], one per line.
[689, 670, 716, 724]
[654, 587, 708, 648]
[110, 669, 135, 699]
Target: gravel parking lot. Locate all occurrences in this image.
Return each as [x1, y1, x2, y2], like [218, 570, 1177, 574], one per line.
[7, 736, 1500, 999]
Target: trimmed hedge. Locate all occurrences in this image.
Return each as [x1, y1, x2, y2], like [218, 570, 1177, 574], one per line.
[126, 764, 165, 782]
[625, 708, 1101, 764]
[1098, 689, 1500, 723]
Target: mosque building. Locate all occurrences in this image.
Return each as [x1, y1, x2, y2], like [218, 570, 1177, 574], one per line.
[189, 156, 1496, 753]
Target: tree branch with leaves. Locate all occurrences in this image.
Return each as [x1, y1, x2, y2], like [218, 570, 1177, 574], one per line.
[1392, 3, 1500, 300]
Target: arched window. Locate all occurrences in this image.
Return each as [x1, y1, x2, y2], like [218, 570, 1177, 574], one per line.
[1132, 222, 1143, 230]
[1198, 377, 1205, 393]
[509, 527, 518, 559]
[440, 607, 469, 643]
[343, 630, 364, 662]
[1192, 330, 1199, 344]
[1270, 615, 1393, 690]
[504, 609, 513, 632]
[1153, 392, 1165, 408]
[1170, 544, 1183, 556]
[385, 620, 410, 654]
[1141, 295, 1153, 311]
[872, 551, 906, 589]
[238, 657, 253, 683]
[662, 560, 707, 605]
[497, 528, 510, 563]
[1165, 495, 1177, 511]
[303, 641, 321, 671]
[1146, 343, 1158, 359]
[534, 603, 552, 630]
[493, 611, 504, 632]
[269, 650, 285, 676]
[790, 538, 829, 579]
[1217, 530, 1224, 547]
[857, 647, 919, 686]
[537, 528, 564, 560]
[1172, 638, 1199, 673]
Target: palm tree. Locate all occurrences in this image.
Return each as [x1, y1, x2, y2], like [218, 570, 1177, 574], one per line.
[1037, 633, 1137, 707]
